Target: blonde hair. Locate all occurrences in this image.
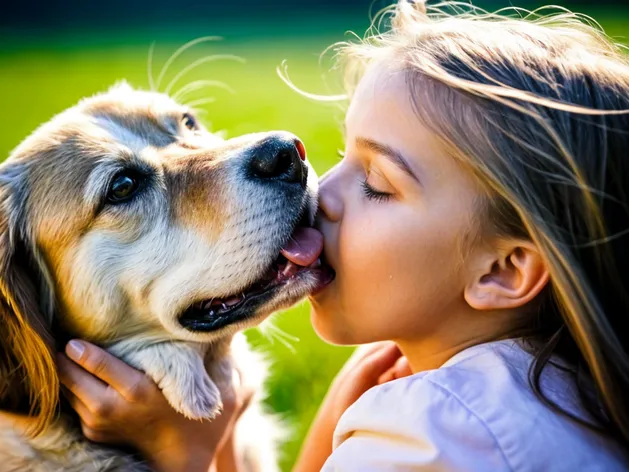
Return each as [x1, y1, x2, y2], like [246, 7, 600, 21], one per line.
[288, 0, 629, 448]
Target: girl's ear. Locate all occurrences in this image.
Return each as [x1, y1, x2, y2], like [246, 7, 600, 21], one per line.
[464, 241, 549, 312]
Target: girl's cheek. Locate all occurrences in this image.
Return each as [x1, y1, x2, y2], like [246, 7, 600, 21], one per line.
[343, 212, 385, 272]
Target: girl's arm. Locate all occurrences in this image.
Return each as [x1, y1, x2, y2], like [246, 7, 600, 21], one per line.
[293, 342, 411, 472]
[57, 340, 252, 472]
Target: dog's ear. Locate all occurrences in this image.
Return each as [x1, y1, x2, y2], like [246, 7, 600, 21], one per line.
[0, 160, 58, 436]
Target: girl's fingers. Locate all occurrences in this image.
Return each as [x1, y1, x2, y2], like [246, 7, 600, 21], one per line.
[64, 340, 152, 402]
[355, 342, 404, 383]
[378, 369, 394, 385]
[57, 353, 112, 411]
[378, 355, 412, 385]
[81, 424, 114, 444]
[61, 386, 108, 436]
[348, 342, 395, 364]
[60, 385, 88, 415]
[341, 342, 398, 376]
[393, 356, 412, 378]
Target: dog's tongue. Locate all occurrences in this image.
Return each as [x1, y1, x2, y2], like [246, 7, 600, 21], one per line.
[280, 227, 324, 267]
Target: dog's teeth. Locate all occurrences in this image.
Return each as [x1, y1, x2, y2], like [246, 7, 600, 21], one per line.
[224, 296, 241, 307]
[204, 299, 219, 310]
[221, 303, 228, 310]
[281, 261, 299, 278]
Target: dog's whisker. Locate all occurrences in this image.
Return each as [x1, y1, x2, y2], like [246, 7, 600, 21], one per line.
[147, 41, 156, 92]
[184, 97, 217, 110]
[164, 54, 245, 96]
[172, 80, 235, 103]
[194, 109, 210, 119]
[271, 323, 300, 345]
[155, 36, 223, 92]
[260, 323, 285, 350]
[268, 326, 299, 354]
[259, 318, 299, 353]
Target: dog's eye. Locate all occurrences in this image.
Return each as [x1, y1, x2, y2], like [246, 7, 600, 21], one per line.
[182, 112, 198, 131]
[107, 173, 141, 204]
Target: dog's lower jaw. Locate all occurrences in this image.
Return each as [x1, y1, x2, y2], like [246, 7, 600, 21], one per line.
[108, 339, 225, 420]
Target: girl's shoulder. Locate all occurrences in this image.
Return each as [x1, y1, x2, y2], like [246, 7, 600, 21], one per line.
[327, 340, 629, 471]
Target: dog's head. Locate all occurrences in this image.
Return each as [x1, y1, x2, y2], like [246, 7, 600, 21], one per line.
[0, 82, 333, 433]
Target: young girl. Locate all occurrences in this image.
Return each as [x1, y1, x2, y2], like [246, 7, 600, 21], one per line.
[57, 1, 629, 470]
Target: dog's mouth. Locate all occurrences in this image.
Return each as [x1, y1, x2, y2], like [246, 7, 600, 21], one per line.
[179, 224, 335, 332]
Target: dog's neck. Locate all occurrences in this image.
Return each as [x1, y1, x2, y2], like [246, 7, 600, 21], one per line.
[0, 410, 34, 434]
[0, 406, 85, 444]
[0, 409, 82, 454]
[0, 409, 151, 471]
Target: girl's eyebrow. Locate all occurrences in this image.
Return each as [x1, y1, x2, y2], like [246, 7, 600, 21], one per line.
[355, 136, 421, 183]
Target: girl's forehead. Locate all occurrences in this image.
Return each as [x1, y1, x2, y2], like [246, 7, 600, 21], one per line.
[352, 63, 405, 104]
[345, 64, 476, 191]
[346, 66, 411, 128]
[346, 66, 436, 153]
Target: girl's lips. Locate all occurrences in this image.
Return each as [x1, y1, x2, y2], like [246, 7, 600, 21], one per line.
[307, 249, 335, 298]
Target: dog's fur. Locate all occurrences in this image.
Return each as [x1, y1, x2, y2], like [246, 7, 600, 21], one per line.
[0, 82, 320, 471]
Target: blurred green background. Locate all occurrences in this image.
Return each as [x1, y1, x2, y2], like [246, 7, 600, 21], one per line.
[1, 0, 627, 469]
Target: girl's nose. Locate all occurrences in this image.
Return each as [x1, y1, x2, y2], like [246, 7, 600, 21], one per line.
[318, 168, 343, 222]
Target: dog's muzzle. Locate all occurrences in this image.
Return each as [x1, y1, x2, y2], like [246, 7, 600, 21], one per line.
[178, 133, 334, 332]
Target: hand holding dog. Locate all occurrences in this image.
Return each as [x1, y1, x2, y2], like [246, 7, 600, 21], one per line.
[294, 342, 412, 472]
[325, 341, 412, 422]
[57, 340, 252, 472]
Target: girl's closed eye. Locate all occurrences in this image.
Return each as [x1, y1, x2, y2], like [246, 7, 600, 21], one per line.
[361, 167, 394, 202]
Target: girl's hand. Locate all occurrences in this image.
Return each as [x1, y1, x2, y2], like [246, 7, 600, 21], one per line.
[323, 341, 411, 430]
[57, 340, 252, 472]
[293, 342, 412, 472]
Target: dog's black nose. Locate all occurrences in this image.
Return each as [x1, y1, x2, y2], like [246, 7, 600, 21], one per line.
[249, 136, 306, 187]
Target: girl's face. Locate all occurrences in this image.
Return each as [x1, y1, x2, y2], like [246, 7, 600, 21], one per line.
[310, 66, 490, 346]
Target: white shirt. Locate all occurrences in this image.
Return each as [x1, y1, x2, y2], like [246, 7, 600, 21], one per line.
[322, 339, 629, 471]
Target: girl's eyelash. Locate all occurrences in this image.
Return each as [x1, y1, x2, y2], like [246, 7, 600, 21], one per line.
[361, 179, 392, 202]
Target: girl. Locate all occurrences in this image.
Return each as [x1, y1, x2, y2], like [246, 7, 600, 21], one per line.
[57, 1, 629, 470]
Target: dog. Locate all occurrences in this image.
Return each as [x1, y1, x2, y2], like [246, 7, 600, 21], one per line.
[0, 82, 334, 471]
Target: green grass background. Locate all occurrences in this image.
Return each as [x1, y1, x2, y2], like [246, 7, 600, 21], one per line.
[0, 5, 627, 470]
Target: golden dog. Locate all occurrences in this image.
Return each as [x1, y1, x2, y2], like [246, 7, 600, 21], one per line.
[0, 82, 333, 471]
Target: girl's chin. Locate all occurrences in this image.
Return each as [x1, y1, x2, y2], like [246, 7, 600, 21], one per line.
[309, 304, 357, 346]
[310, 304, 337, 342]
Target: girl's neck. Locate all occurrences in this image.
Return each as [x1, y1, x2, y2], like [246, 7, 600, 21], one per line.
[396, 333, 512, 373]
